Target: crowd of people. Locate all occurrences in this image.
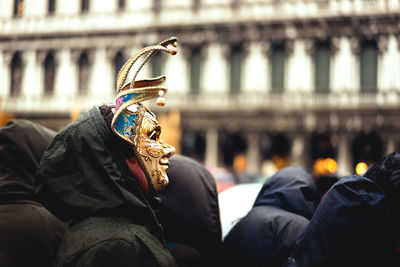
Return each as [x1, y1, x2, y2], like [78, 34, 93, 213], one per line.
[1, 37, 400, 267]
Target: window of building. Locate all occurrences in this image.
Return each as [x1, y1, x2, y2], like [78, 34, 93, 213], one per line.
[78, 52, 90, 95]
[81, 0, 90, 13]
[190, 47, 202, 95]
[270, 44, 285, 93]
[44, 52, 56, 96]
[153, 0, 161, 13]
[10, 52, 23, 97]
[314, 42, 331, 93]
[48, 0, 56, 15]
[151, 52, 163, 78]
[113, 51, 125, 83]
[360, 40, 378, 93]
[13, 0, 24, 17]
[229, 45, 243, 94]
[117, 0, 125, 11]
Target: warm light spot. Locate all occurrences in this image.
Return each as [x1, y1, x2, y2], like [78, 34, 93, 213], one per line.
[355, 162, 368, 176]
[313, 158, 325, 176]
[233, 154, 247, 173]
[70, 106, 81, 121]
[272, 155, 290, 170]
[325, 158, 338, 174]
[313, 157, 337, 176]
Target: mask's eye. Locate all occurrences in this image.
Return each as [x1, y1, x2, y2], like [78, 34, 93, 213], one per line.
[149, 131, 157, 141]
[149, 126, 161, 141]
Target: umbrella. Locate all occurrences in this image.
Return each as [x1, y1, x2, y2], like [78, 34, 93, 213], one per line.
[218, 183, 263, 239]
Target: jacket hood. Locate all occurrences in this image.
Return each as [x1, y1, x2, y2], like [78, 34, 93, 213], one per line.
[0, 119, 56, 194]
[36, 106, 154, 223]
[253, 166, 321, 220]
[156, 154, 222, 261]
[289, 175, 396, 266]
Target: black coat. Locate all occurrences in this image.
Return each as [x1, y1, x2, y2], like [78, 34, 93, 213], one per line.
[222, 166, 321, 267]
[156, 154, 222, 267]
[0, 120, 66, 267]
[36, 106, 178, 267]
[285, 175, 397, 267]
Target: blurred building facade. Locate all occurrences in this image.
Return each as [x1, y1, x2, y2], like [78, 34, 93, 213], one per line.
[1, 0, 400, 177]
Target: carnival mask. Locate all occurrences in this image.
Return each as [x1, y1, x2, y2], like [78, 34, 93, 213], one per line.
[111, 37, 178, 192]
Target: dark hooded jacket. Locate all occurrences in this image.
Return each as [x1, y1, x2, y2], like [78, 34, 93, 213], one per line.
[363, 152, 400, 246]
[285, 175, 396, 267]
[0, 119, 66, 267]
[36, 106, 178, 267]
[222, 166, 321, 267]
[155, 154, 222, 267]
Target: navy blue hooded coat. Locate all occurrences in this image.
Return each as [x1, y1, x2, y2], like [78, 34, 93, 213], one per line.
[222, 166, 321, 267]
[285, 175, 397, 267]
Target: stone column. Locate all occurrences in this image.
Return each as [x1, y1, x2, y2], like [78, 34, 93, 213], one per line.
[164, 47, 188, 94]
[291, 134, 306, 167]
[350, 37, 361, 91]
[392, 35, 400, 90]
[329, 37, 340, 93]
[36, 50, 50, 97]
[56, 49, 76, 99]
[205, 128, 218, 167]
[337, 133, 353, 177]
[385, 134, 396, 155]
[0, 51, 12, 97]
[0, 1, 13, 18]
[331, 37, 358, 92]
[243, 42, 268, 94]
[90, 46, 113, 101]
[23, 50, 41, 98]
[203, 43, 228, 95]
[287, 39, 313, 93]
[377, 35, 391, 92]
[246, 132, 260, 173]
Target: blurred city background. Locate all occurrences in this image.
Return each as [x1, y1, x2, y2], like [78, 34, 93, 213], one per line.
[1, 0, 400, 190]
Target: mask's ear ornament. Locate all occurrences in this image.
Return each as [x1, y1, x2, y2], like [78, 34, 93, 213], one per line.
[111, 37, 178, 146]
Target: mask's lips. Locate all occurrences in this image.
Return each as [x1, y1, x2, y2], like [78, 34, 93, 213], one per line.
[159, 157, 170, 166]
[159, 160, 170, 172]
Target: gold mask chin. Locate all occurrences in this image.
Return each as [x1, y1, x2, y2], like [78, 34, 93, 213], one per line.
[135, 108, 175, 192]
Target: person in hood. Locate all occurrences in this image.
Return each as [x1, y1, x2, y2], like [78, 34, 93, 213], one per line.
[155, 154, 223, 267]
[36, 37, 180, 267]
[285, 174, 397, 267]
[222, 166, 321, 267]
[363, 152, 400, 265]
[0, 119, 67, 267]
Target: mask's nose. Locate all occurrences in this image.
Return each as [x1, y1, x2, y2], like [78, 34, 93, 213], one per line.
[163, 144, 175, 159]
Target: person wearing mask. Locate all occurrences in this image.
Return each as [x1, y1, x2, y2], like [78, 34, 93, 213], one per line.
[222, 166, 321, 267]
[36, 37, 180, 267]
[0, 119, 66, 267]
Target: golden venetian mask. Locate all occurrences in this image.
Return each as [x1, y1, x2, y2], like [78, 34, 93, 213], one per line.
[111, 37, 178, 192]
